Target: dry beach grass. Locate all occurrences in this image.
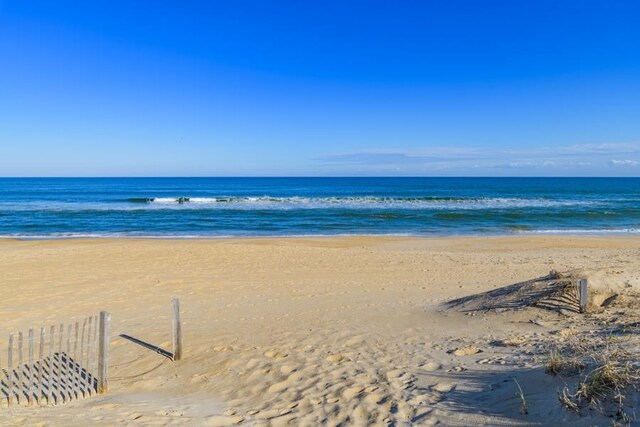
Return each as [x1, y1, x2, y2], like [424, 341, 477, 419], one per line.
[0, 236, 638, 426]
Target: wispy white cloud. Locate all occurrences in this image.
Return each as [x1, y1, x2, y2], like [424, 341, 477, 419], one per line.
[568, 142, 640, 154]
[609, 159, 639, 167]
[316, 152, 444, 165]
[316, 141, 640, 175]
[508, 161, 536, 169]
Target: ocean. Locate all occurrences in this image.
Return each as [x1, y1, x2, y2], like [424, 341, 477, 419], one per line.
[0, 177, 639, 238]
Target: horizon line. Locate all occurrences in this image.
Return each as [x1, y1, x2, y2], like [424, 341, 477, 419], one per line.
[1, 176, 639, 179]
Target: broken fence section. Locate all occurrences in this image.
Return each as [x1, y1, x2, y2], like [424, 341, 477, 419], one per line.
[0, 311, 110, 407]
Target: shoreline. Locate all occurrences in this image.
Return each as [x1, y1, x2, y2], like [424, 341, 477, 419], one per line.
[2, 230, 640, 242]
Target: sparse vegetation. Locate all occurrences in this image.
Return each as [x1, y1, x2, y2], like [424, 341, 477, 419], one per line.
[546, 332, 639, 425]
[513, 377, 528, 415]
[545, 345, 584, 375]
[574, 358, 638, 408]
[546, 347, 567, 375]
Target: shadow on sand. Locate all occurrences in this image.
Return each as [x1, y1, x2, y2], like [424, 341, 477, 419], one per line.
[119, 334, 174, 360]
[413, 365, 637, 426]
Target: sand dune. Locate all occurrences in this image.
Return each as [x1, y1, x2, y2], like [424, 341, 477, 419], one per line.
[0, 236, 638, 425]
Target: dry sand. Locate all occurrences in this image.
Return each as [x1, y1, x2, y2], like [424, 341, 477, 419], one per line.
[0, 236, 639, 426]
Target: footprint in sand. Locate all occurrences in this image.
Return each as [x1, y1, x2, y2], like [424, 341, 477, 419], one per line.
[342, 385, 365, 401]
[494, 336, 527, 346]
[91, 403, 118, 411]
[245, 358, 262, 369]
[280, 364, 298, 374]
[365, 392, 387, 404]
[421, 361, 442, 371]
[409, 394, 433, 405]
[127, 413, 144, 420]
[264, 350, 288, 359]
[267, 380, 290, 393]
[344, 336, 366, 346]
[414, 407, 433, 418]
[325, 354, 345, 363]
[253, 408, 292, 420]
[432, 382, 457, 393]
[205, 415, 245, 426]
[385, 369, 405, 379]
[449, 346, 482, 356]
[477, 356, 506, 365]
[351, 405, 374, 424]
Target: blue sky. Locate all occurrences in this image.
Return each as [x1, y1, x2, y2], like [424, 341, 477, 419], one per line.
[1, 1, 639, 177]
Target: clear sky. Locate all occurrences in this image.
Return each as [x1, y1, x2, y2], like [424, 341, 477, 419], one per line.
[1, 1, 639, 177]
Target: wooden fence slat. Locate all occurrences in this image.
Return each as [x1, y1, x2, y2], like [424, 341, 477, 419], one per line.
[91, 315, 98, 391]
[80, 318, 87, 397]
[58, 324, 65, 403]
[28, 329, 34, 406]
[18, 332, 23, 405]
[84, 316, 91, 396]
[48, 325, 54, 404]
[86, 316, 93, 395]
[66, 324, 73, 400]
[7, 334, 13, 407]
[72, 322, 79, 399]
[172, 298, 183, 361]
[97, 311, 111, 394]
[38, 327, 45, 405]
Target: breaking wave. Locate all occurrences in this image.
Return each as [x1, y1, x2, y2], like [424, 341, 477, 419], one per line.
[123, 196, 598, 210]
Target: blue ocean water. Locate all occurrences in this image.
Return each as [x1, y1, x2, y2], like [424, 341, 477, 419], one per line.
[0, 177, 639, 238]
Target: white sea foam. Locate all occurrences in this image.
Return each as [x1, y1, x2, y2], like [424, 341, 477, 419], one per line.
[0, 195, 610, 212]
[135, 196, 600, 210]
[516, 228, 640, 235]
[0, 232, 417, 240]
[152, 197, 182, 203]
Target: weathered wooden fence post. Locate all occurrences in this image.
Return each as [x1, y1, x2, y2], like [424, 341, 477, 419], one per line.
[48, 325, 54, 404]
[97, 311, 111, 394]
[172, 298, 182, 361]
[28, 329, 34, 406]
[579, 278, 588, 313]
[18, 332, 24, 405]
[38, 327, 45, 405]
[8, 334, 14, 406]
[86, 316, 93, 395]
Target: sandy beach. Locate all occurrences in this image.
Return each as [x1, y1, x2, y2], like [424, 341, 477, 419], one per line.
[0, 236, 639, 426]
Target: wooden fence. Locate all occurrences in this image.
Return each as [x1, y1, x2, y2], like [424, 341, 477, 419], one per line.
[0, 311, 110, 407]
